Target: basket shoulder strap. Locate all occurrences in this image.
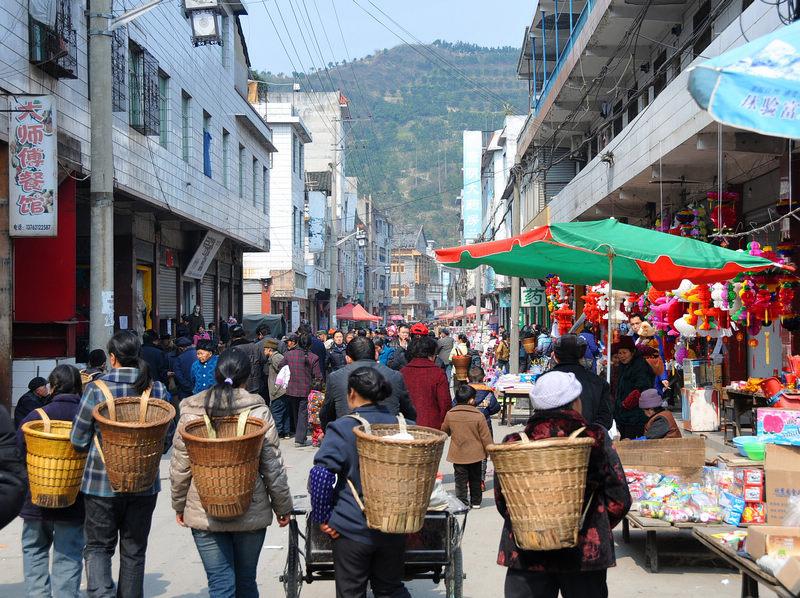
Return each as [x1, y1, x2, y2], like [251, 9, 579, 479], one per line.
[346, 413, 371, 435]
[569, 426, 587, 439]
[35, 408, 51, 433]
[396, 412, 408, 434]
[517, 431, 530, 443]
[346, 478, 366, 513]
[236, 408, 252, 436]
[94, 380, 116, 421]
[137, 386, 153, 423]
[202, 414, 217, 439]
[93, 435, 106, 464]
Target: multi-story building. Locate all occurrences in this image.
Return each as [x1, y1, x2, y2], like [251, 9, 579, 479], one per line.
[1, 0, 274, 405]
[357, 195, 392, 320]
[390, 226, 435, 321]
[513, 1, 796, 375]
[244, 99, 311, 329]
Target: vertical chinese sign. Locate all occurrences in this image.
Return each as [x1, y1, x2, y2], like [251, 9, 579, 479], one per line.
[462, 130, 482, 243]
[9, 95, 58, 236]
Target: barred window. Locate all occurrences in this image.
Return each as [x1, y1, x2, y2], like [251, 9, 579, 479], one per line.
[111, 28, 127, 112]
[128, 42, 160, 136]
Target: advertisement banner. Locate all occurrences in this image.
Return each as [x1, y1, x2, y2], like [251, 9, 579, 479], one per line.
[356, 246, 365, 294]
[9, 95, 58, 237]
[307, 191, 326, 253]
[462, 130, 482, 242]
[184, 230, 225, 279]
[521, 287, 545, 308]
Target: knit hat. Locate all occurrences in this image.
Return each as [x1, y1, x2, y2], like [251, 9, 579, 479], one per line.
[639, 388, 663, 409]
[612, 336, 636, 355]
[263, 338, 279, 350]
[529, 371, 583, 411]
[28, 377, 48, 391]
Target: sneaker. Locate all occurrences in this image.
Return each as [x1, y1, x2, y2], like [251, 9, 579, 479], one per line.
[471, 504, 481, 509]
[294, 440, 311, 448]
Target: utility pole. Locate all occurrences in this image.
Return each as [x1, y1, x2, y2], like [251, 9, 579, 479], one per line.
[510, 179, 521, 374]
[474, 264, 482, 340]
[88, 0, 115, 351]
[329, 176, 338, 329]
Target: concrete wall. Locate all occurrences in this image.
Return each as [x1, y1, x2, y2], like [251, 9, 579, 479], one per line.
[0, 1, 271, 249]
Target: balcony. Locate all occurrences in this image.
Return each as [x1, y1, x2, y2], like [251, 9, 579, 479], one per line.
[28, 15, 77, 80]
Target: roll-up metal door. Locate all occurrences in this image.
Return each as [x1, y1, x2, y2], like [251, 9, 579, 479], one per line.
[158, 265, 178, 322]
[242, 279, 261, 315]
[220, 281, 231, 321]
[201, 274, 216, 325]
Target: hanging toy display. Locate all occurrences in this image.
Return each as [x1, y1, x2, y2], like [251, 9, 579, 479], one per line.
[707, 190, 738, 236]
[552, 304, 576, 335]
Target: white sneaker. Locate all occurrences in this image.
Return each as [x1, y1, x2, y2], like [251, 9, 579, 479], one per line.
[471, 504, 481, 509]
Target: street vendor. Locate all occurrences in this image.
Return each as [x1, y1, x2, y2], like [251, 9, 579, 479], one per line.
[639, 388, 682, 440]
[613, 336, 652, 439]
[495, 371, 631, 597]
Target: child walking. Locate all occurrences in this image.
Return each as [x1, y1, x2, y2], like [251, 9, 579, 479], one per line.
[467, 367, 501, 491]
[307, 379, 326, 447]
[441, 383, 493, 508]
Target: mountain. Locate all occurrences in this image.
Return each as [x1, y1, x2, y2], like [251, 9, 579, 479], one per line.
[251, 41, 528, 246]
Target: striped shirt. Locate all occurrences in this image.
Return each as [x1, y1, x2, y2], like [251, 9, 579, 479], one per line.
[70, 368, 170, 498]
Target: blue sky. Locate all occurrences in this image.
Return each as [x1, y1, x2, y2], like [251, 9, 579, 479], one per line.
[239, 0, 535, 74]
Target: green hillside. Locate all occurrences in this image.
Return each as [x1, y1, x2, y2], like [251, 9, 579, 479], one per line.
[252, 41, 528, 246]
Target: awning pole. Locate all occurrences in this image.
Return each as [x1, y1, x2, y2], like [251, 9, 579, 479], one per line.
[606, 252, 614, 385]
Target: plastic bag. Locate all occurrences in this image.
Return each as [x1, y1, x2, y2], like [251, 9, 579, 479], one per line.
[784, 495, 800, 527]
[275, 365, 291, 389]
[608, 421, 620, 441]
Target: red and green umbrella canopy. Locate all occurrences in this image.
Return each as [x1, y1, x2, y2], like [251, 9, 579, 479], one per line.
[436, 219, 784, 292]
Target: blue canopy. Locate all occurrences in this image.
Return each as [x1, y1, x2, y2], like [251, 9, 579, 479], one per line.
[688, 21, 800, 139]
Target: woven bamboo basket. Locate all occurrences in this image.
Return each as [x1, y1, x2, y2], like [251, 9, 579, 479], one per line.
[488, 427, 594, 551]
[451, 354, 471, 381]
[352, 414, 446, 534]
[21, 409, 87, 508]
[92, 381, 175, 493]
[180, 412, 266, 519]
[522, 337, 538, 354]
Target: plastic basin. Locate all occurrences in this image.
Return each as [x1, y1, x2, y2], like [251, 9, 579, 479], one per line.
[742, 439, 766, 461]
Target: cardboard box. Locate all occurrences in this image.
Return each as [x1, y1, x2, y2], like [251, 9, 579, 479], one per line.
[615, 437, 706, 480]
[765, 444, 800, 524]
[746, 526, 800, 560]
[777, 557, 800, 596]
[735, 468, 765, 486]
[758, 407, 800, 436]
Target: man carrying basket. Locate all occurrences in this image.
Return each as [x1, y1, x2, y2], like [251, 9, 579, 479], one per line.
[494, 371, 631, 598]
[71, 331, 172, 598]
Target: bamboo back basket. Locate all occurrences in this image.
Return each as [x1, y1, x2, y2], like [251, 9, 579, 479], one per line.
[21, 409, 87, 507]
[180, 410, 266, 519]
[351, 414, 446, 534]
[488, 427, 594, 550]
[92, 381, 175, 493]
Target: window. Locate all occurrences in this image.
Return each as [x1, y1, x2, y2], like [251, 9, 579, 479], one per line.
[203, 111, 212, 178]
[299, 141, 304, 176]
[262, 166, 269, 214]
[28, 0, 77, 79]
[158, 71, 169, 146]
[391, 263, 405, 273]
[111, 28, 127, 110]
[653, 51, 667, 98]
[128, 41, 159, 135]
[292, 206, 299, 248]
[379, 247, 387, 263]
[252, 158, 258, 206]
[222, 129, 230, 188]
[238, 144, 245, 198]
[693, 0, 712, 58]
[292, 134, 298, 174]
[181, 91, 191, 162]
[220, 14, 229, 66]
[380, 275, 386, 291]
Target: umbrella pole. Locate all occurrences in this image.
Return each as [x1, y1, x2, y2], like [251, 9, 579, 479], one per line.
[606, 253, 614, 385]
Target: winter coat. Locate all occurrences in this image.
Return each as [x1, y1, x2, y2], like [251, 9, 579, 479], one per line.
[187, 312, 205, 335]
[229, 339, 268, 397]
[173, 347, 198, 399]
[437, 336, 454, 365]
[470, 384, 501, 430]
[613, 354, 652, 427]
[321, 360, 416, 428]
[580, 332, 602, 370]
[266, 352, 286, 402]
[310, 336, 328, 380]
[386, 340, 410, 371]
[551, 362, 613, 430]
[13, 390, 48, 430]
[378, 345, 395, 366]
[441, 404, 492, 464]
[141, 342, 169, 384]
[191, 355, 218, 394]
[327, 343, 347, 373]
[644, 409, 682, 439]
[0, 405, 27, 529]
[400, 358, 452, 430]
[170, 388, 293, 531]
[282, 348, 322, 398]
[496, 409, 631, 573]
[16, 394, 84, 522]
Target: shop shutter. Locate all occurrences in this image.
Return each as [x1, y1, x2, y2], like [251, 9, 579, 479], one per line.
[243, 291, 261, 314]
[220, 281, 231, 320]
[158, 265, 178, 322]
[201, 274, 216, 325]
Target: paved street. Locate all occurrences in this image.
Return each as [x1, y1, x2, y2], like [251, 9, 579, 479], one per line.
[0, 422, 772, 597]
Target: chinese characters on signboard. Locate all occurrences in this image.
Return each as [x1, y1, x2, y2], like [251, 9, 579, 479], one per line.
[9, 95, 57, 236]
[356, 246, 365, 295]
[520, 287, 545, 308]
[184, 230, 226, 279]
[462, 130, 483, 242]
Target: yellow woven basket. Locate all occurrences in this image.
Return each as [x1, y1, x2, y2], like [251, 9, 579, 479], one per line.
[21, 409, 87, 508]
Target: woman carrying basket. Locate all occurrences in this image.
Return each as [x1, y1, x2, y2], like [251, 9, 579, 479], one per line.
[16, 364, 85, 597]
[170, 348, 293, 596]
[308, 367, 412, 598]
[495, 371, 631, 598]
[71, 331, 171, 598]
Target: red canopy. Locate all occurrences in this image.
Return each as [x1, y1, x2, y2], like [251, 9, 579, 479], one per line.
[336, 303, 381, 322]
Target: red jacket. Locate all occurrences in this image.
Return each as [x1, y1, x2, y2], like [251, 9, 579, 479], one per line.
[400, 357, 452, 430]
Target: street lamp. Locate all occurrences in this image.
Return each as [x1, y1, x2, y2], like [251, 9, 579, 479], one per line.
[184, 0, 221, 46]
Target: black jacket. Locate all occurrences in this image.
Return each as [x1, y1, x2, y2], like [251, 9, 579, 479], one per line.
[141, 342, 169, 384]
[614, 354, 652, 427]
[551, 361, 613, 429]
[327, 344, 347, 373]
[13, 390, 48, 430]
[0, 406, 26, 530]
[320, 360, 416, 429]
[230, 339, 267, 397]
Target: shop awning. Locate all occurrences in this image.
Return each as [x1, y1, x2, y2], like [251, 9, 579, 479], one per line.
[336, 303, 381, 322]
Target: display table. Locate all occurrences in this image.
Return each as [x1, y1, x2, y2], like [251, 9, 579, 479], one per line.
[723, 388, 771, 439]
[621, 511, 726, 573]
[693, 527, 794, 598]
[495, 385, 534, 425]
